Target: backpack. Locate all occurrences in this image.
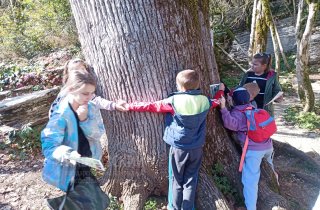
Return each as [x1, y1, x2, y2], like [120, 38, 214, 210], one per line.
[243, 107, 277, 142]
[238, 106, 277, 172]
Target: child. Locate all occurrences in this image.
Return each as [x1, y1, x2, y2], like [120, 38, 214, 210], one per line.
[219, 87, 275, 210]
[41, 70, 109, 209]
[126, 70, 222, 210]
[221, 82, 260, 108]
[239, 52, 282, 116]
[49, 58, 126, 118]
[243, 82, 260, 108]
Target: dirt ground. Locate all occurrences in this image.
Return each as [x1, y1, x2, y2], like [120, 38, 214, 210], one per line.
[0, 76, 319, 210]
[271, 76, 320, 210]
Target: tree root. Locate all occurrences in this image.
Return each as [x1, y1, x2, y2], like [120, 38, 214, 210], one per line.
[196, 169, 232, 210]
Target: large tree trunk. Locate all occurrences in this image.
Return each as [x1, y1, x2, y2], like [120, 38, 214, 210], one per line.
[69, 0, 291, 209]
[295, 0, 317, 112]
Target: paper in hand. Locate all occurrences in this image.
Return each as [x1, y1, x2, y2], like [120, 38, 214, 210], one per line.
[69, 156, 105, 171]
[265, 91, 283, 106]
[210, 83, 220, 98]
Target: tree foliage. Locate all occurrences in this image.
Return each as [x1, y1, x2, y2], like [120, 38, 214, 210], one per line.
[0, 0, 78, 59]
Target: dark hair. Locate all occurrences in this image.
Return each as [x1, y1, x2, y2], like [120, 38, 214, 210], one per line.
[253, 52, 272, 72]
[176, 69, 200, 90]
[63, 58, 92, 84]
[232, 87, 250, 105]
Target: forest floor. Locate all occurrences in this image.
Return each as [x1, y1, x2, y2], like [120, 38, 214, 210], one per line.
[0, 75, 319, 210]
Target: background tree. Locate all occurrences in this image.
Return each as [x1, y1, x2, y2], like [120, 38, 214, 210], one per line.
[261, 0, 281, 72]
[261, 0, 291, 73]
[69, 0, 292, 209]
[248, 0, 269, 60]
[295, 0, 318, 112]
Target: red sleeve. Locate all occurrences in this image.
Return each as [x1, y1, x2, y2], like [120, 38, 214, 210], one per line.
[129, 100, 174, 115]
[210, 90, 224, 108]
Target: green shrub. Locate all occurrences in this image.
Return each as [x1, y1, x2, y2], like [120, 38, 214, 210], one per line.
[280, 79, 296, 96]
[144, 198, 158, 210]
[9, 124, 42, 151]
[107, 195, 123, 210]
[296, 112, 320, 130]
[278, 53, 296, 75]
[0, 0, 79, 59]
[284, 103, 320, 131]
[211, 162, 243, 206]
[4, 123, 44, 159]
[0, 62, 42, 91]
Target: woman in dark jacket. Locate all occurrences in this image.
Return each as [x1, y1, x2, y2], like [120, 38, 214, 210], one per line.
[239, 52, 282, 116]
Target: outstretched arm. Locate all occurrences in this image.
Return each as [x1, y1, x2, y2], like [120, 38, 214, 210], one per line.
[128, 98, 174, 115]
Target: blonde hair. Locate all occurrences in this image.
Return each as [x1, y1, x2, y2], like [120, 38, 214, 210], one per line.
[62, 70, 96, 94]
[176, 69, 200, 90]
[63, 58, 92, 84]
[243, 82, 260, 100]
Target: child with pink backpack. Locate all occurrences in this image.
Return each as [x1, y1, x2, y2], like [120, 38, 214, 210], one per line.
[219, 87, 278, 210]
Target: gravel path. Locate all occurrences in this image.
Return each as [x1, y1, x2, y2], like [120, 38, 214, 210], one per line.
[273, 80, 320, 165]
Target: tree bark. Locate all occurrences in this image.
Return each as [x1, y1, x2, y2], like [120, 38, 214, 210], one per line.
[295, 0, 305, 100]
[260, 0, 290, 73]
[295, 0, 317, 112]
[274, 21, 291, 70]
[261, 0, 281, 73]
[69, 0, 291, 209]
[248, 0, 258, 61]
[253, 1, 269, 54]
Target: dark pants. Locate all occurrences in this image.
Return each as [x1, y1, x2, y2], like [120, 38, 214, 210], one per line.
[168, 147, 203, 210]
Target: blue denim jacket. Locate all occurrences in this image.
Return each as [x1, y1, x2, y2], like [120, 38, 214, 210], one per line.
[41, 96, 106, 191]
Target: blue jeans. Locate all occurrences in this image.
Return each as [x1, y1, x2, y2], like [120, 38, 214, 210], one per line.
[242, 148, 274, 210]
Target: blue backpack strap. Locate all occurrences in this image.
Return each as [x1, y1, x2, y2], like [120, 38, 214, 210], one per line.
[259, 116, 274, 127]
[243, 106, 257, 131]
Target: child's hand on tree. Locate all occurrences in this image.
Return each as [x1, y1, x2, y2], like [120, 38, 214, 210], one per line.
[219, 96, 226, 108]
[77, 105, 88, 121]
[115, 100, 129, 112]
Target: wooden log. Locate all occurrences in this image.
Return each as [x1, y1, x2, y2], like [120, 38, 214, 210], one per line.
[0, 87, 60, 130]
